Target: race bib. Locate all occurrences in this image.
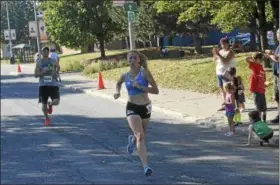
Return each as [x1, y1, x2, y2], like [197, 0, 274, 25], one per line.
[146, 103, 152, 114]
[43, 76, 52, 83]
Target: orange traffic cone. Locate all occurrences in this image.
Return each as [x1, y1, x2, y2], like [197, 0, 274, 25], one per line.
[17, 64, 22, 73]
[97, 72, 105, 90]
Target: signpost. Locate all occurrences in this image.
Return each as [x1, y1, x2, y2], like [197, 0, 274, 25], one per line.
[112, 0, 138, 50]
[4, 29, 16, 40]
[33, 0, 41, 55]
[5, 1, 15, 63]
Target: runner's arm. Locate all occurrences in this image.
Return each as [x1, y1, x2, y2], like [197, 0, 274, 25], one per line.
[115, 74, 125, 94]
[141, 69, 159, 94]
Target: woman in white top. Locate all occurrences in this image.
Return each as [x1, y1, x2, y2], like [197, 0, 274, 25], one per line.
[213, 38, 236, 111]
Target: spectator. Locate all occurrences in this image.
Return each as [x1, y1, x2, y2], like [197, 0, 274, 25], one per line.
[213, 37, 236, 111]
[264, 28, 279, 124]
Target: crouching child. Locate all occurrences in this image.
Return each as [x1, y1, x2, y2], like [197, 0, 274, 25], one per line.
[247, 111, 274, 146]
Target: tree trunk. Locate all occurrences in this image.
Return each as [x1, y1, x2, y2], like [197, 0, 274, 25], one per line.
[192, 33, 203, 54]
[255, 1, 268, 52]
[270, 0, 279, 46]
[248, 12, 257, 52]
[150, 35, 156, 47]
[270, 0, 279, 29]
[250, 31, 257, 51]
[122, 37, 127, 49]
[98, 36, 106, 58]
[256, 32, 261, 51]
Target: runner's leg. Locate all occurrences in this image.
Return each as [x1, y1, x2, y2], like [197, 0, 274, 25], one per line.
[127, 115, 148, 167]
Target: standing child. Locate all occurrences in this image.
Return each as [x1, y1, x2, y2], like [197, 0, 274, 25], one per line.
[245, 53, 267, 122]
[246, 111, 274, 146]
[223, 82, 236, 136]
[224, 67, 246, 126]
[236, 76, 246, 112]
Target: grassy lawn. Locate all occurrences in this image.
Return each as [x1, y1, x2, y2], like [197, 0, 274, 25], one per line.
[59, 49, 128, 72]
[1, 59, 10, 64]
[90, 53, 274, 102]
[58, 48, 274, 102]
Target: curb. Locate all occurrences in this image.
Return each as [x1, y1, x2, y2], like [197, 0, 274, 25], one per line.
[62, 84, 199, 122]
[9, 72, 24, 76]
[62, 83, 279, 146]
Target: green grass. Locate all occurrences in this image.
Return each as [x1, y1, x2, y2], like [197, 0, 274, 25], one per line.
[1, 59, 10, 64]
[92, 52, 274, 102]
[59, 49, 128, 72]
[58, 49, 274, 102]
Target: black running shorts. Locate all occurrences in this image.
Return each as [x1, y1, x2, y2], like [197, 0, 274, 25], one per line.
[39, 86, 60, 104]
[126, 101, 152, 119]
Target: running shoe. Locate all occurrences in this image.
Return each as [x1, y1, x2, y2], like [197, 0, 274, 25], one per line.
[225, 131, 235, 136]
[144, 166, 153, 177]
[45, 118, 50, 126]
[127, 135, 136, 154]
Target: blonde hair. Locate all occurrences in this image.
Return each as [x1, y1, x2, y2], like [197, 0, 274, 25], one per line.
[224, 82, 234, 91]
[127, 50, 148, 69]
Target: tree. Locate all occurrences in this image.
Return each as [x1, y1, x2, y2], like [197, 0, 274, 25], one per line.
[209, 0, 275, 52]
[0, 1, 34, 44]
[110, 1, 159, 49]
[134, 2, 158, 47]
[154, 1, 214, 54]
[41, 0, 118, 58]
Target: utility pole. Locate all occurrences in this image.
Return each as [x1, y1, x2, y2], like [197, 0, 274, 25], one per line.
[5, 1, 15, 64]
[33, 0, 41, 55]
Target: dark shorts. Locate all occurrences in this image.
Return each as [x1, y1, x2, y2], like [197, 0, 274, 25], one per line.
[261, 132, 274, 141]
[126, 101, 152, 119]
[217, 75, 229, 88]
[225, 111, 235, 118]
[236, 93, 246, 104]
[274, 76, 279, 102]
[252, 92, 267, 112]
[39, 86, 60, 104]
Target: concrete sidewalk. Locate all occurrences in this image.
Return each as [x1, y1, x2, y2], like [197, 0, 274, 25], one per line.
[59, 72, 279, 146]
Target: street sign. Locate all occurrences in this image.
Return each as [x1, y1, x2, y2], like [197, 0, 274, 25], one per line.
[127, 11, 135, 22]
[112, 0, 133, 7]
[4, 29, 16, 40]
[124, 2, 137, 11]
[112, 0, 125, 7]
[28, 20, 48, 41]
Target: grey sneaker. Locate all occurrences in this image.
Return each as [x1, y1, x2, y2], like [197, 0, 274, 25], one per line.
[127, 135, 136, 154]
[144, 166, 153, 177]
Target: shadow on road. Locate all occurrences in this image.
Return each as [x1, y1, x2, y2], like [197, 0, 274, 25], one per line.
[1, 81, 83, 100]
[1, 114, 278, 184]
[1, 74, 35, 81]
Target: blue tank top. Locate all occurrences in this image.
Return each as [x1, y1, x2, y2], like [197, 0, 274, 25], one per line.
[38, 58, 58, 87]
[125, 69, 149, 96]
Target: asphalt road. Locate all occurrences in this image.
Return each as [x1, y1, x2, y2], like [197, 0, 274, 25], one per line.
[1, 64, 279, 184]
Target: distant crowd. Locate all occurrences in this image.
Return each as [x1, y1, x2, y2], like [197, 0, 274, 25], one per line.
[212, 29, 279, 146]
